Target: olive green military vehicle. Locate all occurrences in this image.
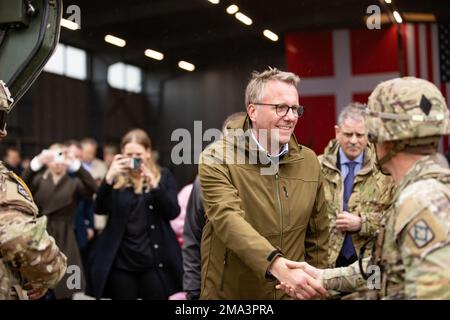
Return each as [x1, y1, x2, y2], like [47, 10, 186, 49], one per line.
[0, 0, 62, 132]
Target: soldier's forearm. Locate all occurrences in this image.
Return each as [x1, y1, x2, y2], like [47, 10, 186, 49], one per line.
[21, 234, 67, 289]
[322, 260, 366, 292]
[1, 213, 67, 289]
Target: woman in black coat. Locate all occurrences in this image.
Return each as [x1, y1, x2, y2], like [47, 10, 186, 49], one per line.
[86, 129, 182, 299]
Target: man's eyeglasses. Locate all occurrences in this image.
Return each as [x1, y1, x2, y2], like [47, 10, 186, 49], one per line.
[252, 103, 304, 118]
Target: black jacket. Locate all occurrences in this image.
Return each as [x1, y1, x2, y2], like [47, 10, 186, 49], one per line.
[86, 168, 182, 299]
[182, 176, 205, 300]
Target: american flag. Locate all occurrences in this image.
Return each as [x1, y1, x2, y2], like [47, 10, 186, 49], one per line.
[286, 23, 450, 154]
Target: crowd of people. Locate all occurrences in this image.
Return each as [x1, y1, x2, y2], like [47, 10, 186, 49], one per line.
[2, 132, 185, 300]
[1, 68, 450, 300]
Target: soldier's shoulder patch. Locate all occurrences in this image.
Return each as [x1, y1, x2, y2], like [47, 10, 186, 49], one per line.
[402, 209, 449, 257]
[11, 173, 33, 202]
[408, 219, 435, 248]
[17, 182, 33, 202]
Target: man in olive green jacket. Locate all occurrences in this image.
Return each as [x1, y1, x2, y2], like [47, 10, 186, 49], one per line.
[318, 104, 395, 268]
[199, 68, 329, 300]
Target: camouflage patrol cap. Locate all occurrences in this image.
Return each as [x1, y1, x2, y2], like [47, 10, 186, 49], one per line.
[366, 77, 450, 143]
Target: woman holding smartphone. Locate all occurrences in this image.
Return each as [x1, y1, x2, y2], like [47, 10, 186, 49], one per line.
[86, 129, 182, 300]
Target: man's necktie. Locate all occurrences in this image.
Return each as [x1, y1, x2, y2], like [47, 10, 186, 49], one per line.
[339, 161, 357, 259]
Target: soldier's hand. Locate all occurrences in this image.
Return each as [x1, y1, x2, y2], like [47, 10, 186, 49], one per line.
[270, 257, 327, 300]
[275, 268, 326, 300]
[276, 260, 327, 299]
[284, 260, 324, 282]
[336, 211, 362, 232]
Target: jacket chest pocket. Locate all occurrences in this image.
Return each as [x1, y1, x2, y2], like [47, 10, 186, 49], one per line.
[283, 179, 318, 230]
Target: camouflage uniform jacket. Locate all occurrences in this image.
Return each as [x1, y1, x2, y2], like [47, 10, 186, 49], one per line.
[318, 140, 395, 267]
[0, 163, 67, 300]
[322, 156, 450, 299]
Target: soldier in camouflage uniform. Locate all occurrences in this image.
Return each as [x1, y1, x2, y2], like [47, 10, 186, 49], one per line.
[278, 77, 450, 299]
[319, 104, 395, 268]
[0, 83, 67, 300]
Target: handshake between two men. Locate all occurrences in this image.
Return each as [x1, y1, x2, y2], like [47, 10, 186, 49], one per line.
[269, 256, 328, 300]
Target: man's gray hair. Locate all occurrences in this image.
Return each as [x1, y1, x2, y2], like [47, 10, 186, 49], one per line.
[80, 137, 98, 149]
[337, 103, 366, 126]
[245, 67, 300, 108]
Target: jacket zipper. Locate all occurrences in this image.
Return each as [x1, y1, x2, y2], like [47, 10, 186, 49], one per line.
[274, 174, 283, 300]
[275, 174, 283, 250]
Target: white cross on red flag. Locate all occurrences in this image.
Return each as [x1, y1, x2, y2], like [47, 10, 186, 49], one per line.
[286, 23, 450, 155]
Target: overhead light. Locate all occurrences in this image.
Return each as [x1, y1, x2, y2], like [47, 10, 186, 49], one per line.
[384, 0, 392, 4]
[178, 60, 195, 72]
[104, 34, 126, 47]
[226, 5, 239, 15]
[61, 18, 79, 30]
[235, 12, 252, 26]
[263, 29, 279, 42]
[393, 11, 403, 23]
[207, 0, 219, 4]
[145, 49, 164, 61]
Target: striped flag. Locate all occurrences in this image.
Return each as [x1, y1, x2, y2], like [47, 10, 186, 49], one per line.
[402, 23, 450, 152]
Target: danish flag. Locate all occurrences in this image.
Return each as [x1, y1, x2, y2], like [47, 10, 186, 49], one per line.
[286, 23, 450, 154]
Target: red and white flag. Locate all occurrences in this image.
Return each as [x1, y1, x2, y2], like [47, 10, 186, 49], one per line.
[286, 23, 450, 155]
[401, 23, 450, 152]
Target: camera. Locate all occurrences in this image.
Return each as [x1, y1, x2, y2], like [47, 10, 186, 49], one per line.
[53, 150, 65, 164]
[130, 157, 142, 170]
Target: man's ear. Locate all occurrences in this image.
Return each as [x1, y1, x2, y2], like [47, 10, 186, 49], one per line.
[247, 104, 257, 122]
[383, 141, 395, 151]
[334, 125, 340, 139]
[375, 141, 393, 156]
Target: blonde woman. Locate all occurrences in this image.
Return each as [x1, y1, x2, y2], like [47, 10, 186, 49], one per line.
[86, 129, 182, 299]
